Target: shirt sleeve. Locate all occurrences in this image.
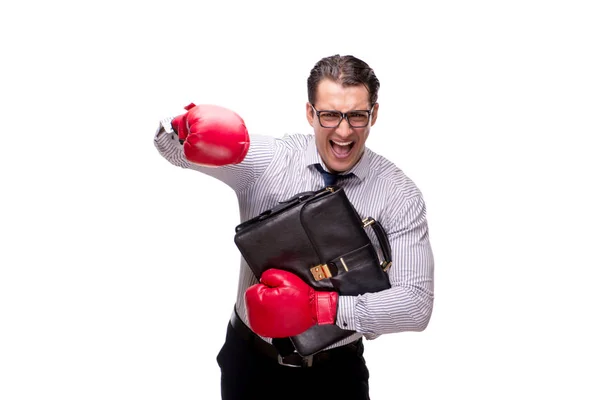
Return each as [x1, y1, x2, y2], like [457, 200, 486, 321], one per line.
[335, 194, 435, 338]
[153, 119, 276, 193]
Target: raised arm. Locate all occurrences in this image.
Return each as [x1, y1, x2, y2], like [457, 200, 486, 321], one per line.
[154, 103, 274, 192]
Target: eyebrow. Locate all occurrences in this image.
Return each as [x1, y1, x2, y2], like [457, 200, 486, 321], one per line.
[314, 106, 371, 112]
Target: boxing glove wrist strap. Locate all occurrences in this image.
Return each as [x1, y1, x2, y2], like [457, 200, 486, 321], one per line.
[314, 291, 338, 325]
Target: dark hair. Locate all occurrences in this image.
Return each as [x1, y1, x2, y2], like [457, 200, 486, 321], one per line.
[307, 54, 380, 107]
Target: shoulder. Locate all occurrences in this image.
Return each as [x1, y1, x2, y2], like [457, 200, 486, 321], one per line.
[274, 133, 313, 151]
[249, 133, 312, 153]
[363, 150, 429, 233]
[365, 148, 424, 204]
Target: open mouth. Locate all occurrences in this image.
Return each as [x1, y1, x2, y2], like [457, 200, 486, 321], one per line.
[329, 140, 354, 159]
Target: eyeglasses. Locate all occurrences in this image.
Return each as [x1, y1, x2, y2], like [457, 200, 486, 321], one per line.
[311, 104, 374, 128]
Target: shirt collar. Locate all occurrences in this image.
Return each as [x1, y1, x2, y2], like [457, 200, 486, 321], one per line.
[304, 135, 370, 181]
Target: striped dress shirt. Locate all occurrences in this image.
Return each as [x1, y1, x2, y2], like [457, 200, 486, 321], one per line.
[154, 119, 434, 349]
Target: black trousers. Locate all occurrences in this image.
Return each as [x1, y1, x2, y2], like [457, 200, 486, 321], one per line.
[216, 322, 371, 400]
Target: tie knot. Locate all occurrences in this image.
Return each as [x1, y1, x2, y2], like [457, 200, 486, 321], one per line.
[314, 164, 352, 186]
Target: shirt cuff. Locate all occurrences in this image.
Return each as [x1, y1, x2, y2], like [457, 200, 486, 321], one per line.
[335, 295, 358, 331]
[160, 116, 175, 134]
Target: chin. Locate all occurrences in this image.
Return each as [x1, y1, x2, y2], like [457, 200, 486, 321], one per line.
[327, 148, 363, 173]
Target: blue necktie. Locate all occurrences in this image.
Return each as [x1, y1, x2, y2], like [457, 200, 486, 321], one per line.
[314, 164, 351, 186]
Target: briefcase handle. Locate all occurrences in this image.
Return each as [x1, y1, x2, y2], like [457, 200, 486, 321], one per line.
[362, 217, 392, 272]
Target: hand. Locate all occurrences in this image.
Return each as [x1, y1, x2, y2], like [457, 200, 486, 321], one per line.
[171, 103, 250, 166]
[245, 269, 338, 338]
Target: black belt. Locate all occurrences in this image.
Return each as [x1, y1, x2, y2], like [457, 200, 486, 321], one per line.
[229, 309, 362, 368]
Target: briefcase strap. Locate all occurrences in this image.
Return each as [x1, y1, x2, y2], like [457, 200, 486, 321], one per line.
[362, 217, 392, 272]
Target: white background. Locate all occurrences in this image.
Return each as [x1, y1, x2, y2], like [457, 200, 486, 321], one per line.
[1, 1, 599, 399]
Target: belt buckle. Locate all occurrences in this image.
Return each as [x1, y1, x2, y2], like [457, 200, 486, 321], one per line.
[277, 353, 313, 368]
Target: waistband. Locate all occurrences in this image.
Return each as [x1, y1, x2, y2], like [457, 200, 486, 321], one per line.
[229, 309, 362, 368]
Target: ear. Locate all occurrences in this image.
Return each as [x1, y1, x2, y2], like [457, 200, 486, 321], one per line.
[370, 103, 379, 126]
[306, 102, 315, 126]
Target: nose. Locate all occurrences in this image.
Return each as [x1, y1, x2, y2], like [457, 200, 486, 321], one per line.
[335, 117, 352, 137]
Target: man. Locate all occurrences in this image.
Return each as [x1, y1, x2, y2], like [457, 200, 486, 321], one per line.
[154, 54, 434, 400]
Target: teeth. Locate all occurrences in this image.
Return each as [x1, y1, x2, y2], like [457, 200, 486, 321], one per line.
[332, 140, 353, 146]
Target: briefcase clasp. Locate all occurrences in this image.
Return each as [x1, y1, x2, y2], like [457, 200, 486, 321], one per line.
[381, 260, 392, 272]
[310, 264, 333, 281]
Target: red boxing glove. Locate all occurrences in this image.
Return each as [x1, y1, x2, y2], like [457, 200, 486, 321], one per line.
[171, 103, 250, 167]
[245, 269, 338, 338]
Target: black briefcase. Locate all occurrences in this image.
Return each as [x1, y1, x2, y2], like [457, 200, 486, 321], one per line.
[233, 186, 392, 356]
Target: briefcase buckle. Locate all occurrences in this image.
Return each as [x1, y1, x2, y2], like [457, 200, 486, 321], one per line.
[381, 260, 392, 272]
[310, 264, 332, 281]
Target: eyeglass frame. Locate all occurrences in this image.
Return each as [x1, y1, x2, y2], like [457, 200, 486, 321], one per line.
[310, 104, 375, 128]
